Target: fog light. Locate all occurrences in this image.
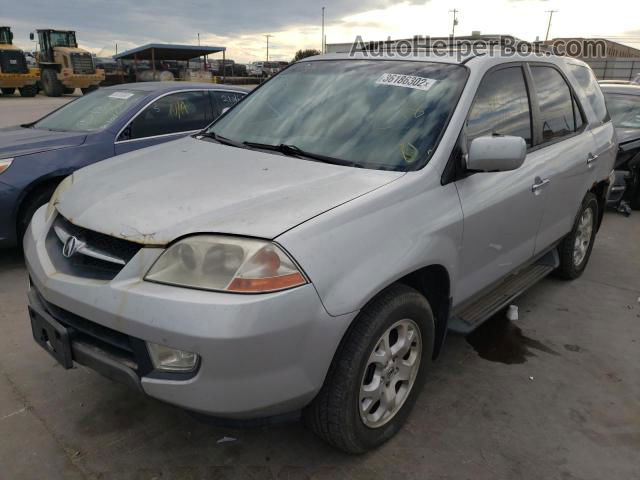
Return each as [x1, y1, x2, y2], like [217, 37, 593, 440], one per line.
[147, 342, 198, 372]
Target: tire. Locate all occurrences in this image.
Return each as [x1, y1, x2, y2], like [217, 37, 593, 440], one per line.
[19, 85, 38, 97]
[628, 169, 640, 210]
[1, 87, 16, 95]
[41, 69, 63, 97]
[303, 283, 434, 454]
[63, 87, 76, 95]
[555, 193, 599, 280]
[17, 184, 58, 241]
[81, 85, 98, 95]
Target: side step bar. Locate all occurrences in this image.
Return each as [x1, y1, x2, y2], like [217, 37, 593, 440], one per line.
[448, 249, 559, 334]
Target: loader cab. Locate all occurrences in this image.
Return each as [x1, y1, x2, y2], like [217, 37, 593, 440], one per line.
[33, 29, 78, 64]
[0, 27, 14, 45]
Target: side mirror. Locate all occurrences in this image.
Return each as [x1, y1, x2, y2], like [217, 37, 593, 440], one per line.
[29, 32, 34, 41]
[467, 136, 527, 172]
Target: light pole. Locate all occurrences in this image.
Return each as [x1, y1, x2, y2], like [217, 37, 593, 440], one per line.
[321, 7, 325, 53]
[449, 9, 459, 38]
[545, 10, 559, 42]
[264, 34, 273, 61]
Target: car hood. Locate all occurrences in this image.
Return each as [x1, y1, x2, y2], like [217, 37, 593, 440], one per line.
[0, 126, 87, 159]
[56, 137, 404, 244]
[615, 127, 640, 146]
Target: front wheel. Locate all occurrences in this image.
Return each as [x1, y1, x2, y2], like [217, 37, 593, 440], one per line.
[19, 85, 38, 97]
[81, 85, 98, 95]
[41, 69, 63, 97]
[555, 193, 599, 280]
[304, 284, 434, 454]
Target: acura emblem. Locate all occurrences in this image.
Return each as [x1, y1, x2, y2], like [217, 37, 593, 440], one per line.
[62, 236, 83, 258]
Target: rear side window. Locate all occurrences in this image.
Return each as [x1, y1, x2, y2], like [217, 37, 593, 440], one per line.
[466, 66, 532, 146]
[127, 91, 212, 140]
[210, 90, 245, 118]
[530, 66, 578, 142]
[568, 64, 610, 125]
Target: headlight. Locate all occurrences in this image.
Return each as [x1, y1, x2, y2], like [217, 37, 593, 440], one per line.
[147, 342, 198, 372]
[46, 175, 73, 221]
[0, 158, 13, 175]
[145, 235, 307, 293]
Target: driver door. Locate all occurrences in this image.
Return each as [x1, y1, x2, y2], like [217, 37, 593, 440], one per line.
[454, 64, 547, 303]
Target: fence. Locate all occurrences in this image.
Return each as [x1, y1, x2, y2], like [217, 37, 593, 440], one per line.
[582, 58, 640, 81]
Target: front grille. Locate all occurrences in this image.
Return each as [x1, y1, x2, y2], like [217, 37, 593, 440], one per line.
[70, 52, 95, 74]
[46, 214, 142, 280]
[0, 50, 28, 74]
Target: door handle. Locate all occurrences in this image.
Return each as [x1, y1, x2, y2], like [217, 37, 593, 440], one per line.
[587, 152, 599, 167]
[532, 176, 550, 193]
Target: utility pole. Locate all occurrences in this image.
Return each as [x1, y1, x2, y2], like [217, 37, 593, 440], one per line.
[545, 10, 559, 41]
[449, 9, 459, 37]
[197, 33, 200, 46]
[321, 7, 325, 54]
[264, 34, 273, 61]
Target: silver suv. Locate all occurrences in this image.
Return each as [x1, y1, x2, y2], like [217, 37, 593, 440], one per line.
[24, 52, 616, 453]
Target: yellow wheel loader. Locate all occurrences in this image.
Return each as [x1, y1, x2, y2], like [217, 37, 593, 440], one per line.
[0, 27, 39, 97]
[31, 29, 104, 97]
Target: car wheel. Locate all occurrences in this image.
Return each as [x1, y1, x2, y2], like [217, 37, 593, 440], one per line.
[41, 69, 63, 97]
[17, 184, 58, 242]
[81, 85, 99, 95]
[555, 193, 599, 280]
[303, 283, 434, 454]
[19, 85, 38, 97]
[628, 168, 640, 210]
[1, 87, 16, 95]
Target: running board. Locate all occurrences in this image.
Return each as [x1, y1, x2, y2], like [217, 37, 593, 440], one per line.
[448, 249, 559, 334]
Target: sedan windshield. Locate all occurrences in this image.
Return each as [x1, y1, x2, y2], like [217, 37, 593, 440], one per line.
[33, 90, 146, 132]
[604, 93, 640, 129]
[208, 60, 468, 171]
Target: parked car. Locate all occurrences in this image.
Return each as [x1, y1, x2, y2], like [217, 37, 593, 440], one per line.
[600, 83, 640, 210]
[24, 53, 615, 453]
[0, 82, 247, 247]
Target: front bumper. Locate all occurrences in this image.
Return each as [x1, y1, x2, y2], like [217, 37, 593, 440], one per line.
[59, 68, 105, 88]
[25, 206, 356, 418]
[0, 69, 39, 88]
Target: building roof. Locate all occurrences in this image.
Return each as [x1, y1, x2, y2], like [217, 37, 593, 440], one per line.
[114, 43, 225, 61]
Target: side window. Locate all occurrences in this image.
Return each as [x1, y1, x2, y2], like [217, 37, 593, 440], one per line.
[568, 64, 610, 125]
[128, 91, 212, 140]
[466, 66, 532, 147]
[210, 91, 246, 118]
[530, 66, 578, 142]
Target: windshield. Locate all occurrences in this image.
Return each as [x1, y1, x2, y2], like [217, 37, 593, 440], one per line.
[49, 31, 77, 48]
[0, 28, 12, 44]
[208, 59, 468, 171]
[33, 89, 146, 132]
[604, 93, 640, 129]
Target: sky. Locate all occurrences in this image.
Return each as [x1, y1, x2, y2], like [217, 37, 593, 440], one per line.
[3, 0, 640, 63]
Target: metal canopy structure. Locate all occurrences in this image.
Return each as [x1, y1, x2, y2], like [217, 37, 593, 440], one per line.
[113, 43, 227, 81]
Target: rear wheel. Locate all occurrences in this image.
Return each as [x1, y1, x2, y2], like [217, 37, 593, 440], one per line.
[41, 69, 64, 97]
[1, 87, 16, 95]
[303, 284, 434, 454]
[555, 193, 598, 280]
[63, 87, 76, 95]
[81, 85, 99, 95]
[19, 85, 38, 97]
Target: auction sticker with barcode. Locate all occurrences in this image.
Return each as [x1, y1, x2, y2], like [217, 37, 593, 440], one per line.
[376, 73, 437, 92]
[108, 92, 134, 100]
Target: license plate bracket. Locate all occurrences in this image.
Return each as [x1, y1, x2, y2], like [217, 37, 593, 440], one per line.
[29, 307, 74, 369]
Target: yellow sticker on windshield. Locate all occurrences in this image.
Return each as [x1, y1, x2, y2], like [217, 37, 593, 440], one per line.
[376, 73, 437, 92]
[400, 143, 420, 164]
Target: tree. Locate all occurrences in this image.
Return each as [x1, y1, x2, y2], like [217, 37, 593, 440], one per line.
[292, 49, 321, 62]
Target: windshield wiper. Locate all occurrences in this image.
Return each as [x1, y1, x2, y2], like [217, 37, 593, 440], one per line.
[197, 131, 246, 149]
[243, 141, 358, 167]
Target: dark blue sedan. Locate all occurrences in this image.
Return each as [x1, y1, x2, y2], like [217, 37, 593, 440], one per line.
[0, 82, 247, 247]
